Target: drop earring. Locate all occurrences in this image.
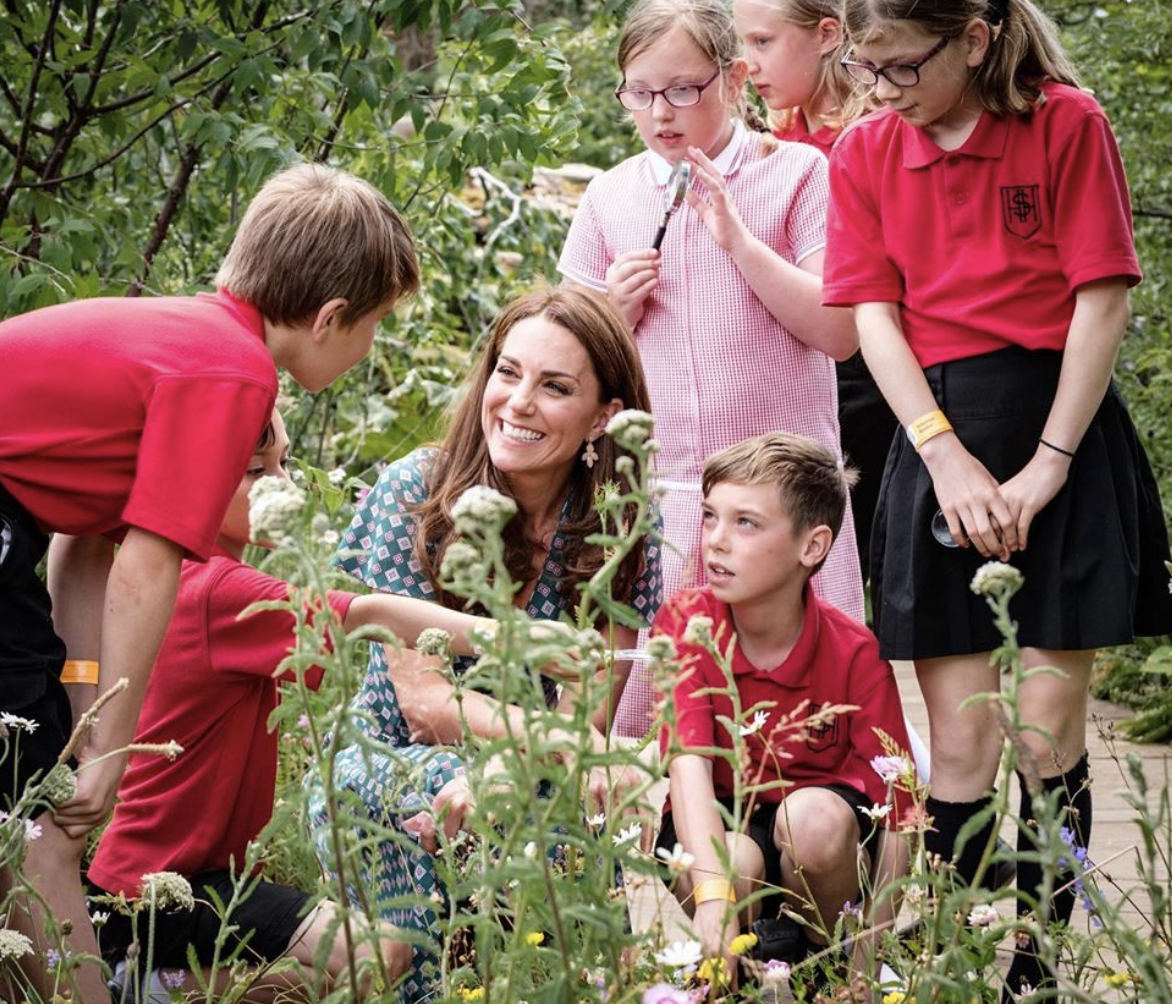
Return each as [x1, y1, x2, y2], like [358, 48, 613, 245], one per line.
[582, 439, 599, 469]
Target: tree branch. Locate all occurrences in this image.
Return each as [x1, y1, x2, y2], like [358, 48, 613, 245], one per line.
[0, 0, 63, 222]
[127, 0, 274, 296]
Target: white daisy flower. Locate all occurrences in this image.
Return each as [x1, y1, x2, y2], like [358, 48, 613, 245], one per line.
[739, 710, 769, 737]
[654, 842, 695, 875]
[654, 939, 703, 971]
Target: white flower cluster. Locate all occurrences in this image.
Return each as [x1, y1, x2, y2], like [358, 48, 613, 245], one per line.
[968, 903, 999, 927]
[416, 628, 453, 663]
[0, 929, 33, 962]
[605, 409, 655, 452]
[644, 635, 677, 664]
[42, 763, 77, 807]
[451, 486, 517, 537]
[970, 561, 1024, 600]
[573, 627, 605, 665]
[682, 616, 713, 647]
[248, 475, 307, 543]
[140, 871, 195, 911]
[440, 540, 484, 585]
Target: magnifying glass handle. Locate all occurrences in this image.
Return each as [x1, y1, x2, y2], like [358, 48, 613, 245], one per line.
[651, 213, 670, 251]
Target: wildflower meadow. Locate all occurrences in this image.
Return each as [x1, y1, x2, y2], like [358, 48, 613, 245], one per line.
[0, 409, 1168, 1003]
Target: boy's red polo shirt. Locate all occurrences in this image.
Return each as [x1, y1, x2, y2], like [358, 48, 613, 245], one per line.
[823, 83, 1140, 368]
[0, 290, 277, 560]
[655, 586, 911, 825]
[89, 552, 353, 897]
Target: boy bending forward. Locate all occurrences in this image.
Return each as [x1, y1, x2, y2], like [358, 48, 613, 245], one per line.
[655, 433, 911, 978]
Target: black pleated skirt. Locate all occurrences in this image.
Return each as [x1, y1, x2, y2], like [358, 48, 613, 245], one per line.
[871, 347, 1172, 660]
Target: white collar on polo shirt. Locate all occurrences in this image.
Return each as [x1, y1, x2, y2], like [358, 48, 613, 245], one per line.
[647, 118, 747, 186]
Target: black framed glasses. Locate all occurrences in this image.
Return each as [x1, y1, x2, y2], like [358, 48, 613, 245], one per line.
[615, 68, 723, 111]
[840, 35, 952, 88]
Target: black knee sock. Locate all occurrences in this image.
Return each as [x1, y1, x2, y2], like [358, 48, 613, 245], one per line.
[924, 793, 998, 887]
[1003, 752, 1093, 1001]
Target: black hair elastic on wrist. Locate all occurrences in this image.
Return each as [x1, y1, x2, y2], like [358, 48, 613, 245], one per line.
[1039, 437, 1077, 459]
[987, 0, 1009, 24]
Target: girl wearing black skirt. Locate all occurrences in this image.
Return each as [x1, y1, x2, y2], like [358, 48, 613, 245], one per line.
[822, 0, 1172, 997]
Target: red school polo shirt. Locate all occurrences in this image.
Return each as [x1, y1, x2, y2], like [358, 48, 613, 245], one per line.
[88, 553, 354, 897]
[773, 112, 839, 159]
[823, 83, 1141, 368]
[0, 290, 277, 559]
[655, 586, 910, 825]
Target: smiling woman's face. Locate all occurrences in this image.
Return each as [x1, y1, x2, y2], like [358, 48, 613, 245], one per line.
[480, 314, 613, 487]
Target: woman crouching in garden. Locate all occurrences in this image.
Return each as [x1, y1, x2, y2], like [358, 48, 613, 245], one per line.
[306, 287, 661, 999]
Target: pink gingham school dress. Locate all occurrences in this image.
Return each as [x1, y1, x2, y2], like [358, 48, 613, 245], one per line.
[559, 120, 864, 737]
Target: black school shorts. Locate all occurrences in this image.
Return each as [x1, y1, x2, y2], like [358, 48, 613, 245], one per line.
[94, 871, 311, 969]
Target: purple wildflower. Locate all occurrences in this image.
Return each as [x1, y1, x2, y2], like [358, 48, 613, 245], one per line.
[45, 947, 61, 970]
[1057, 826, 1100, 925]
[160, 969, 186, 990]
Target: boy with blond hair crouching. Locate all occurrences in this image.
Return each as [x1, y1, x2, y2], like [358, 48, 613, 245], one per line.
[654, 433, 912, 986]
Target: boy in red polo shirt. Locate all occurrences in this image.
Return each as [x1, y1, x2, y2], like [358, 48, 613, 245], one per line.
[0, 162, 418, 1002]
[654, 433, 911, 984]
[87, 409, 493, 1000]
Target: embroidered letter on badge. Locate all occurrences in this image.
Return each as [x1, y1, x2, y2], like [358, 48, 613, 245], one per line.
[1001, 184, 1041, 239]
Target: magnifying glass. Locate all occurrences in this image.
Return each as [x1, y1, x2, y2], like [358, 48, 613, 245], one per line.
[652, 160, 691, 251]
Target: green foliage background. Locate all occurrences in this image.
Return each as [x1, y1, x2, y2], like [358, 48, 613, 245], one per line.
[2, 0, 1171, 720]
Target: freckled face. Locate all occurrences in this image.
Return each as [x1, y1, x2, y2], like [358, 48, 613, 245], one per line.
[481, 315, 616, 488]
[702, 481, 808, 604]
[621, 27, 743, 163]
[734, 0, 828, 113]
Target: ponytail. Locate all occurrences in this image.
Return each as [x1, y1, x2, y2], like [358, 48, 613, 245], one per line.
[974, 0, 1079, 115]
[843, 0, 1081, 116]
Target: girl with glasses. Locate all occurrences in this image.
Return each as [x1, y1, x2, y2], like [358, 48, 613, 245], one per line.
[559, 0, 865, 739]
[823, 0, 1172, 999]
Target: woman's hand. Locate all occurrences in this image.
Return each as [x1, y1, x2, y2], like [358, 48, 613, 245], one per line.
[685, 146, 749, 255]
[605, 250, 660, 328]
[998, 446, 1071, 551]
[918, 434, 1017, 560]
[585, 760, 654, 851]
[402, 774, 474, 854]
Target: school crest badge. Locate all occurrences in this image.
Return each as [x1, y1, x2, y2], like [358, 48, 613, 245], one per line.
[805, 702, 839, 753]
[1001, 184, 1041, 239]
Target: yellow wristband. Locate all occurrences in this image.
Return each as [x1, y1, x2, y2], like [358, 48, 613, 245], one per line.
[692, 879, 737, 905]
[905, 409, 953, 452]
[61, 660, 100, 685]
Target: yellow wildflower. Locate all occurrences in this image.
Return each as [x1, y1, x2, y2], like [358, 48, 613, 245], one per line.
[729, 932, 758, 956]
[459, 988, 485, 1001]
[883, 992, 907, 1004]
[697, 957, 729, 984]
[525, 931, 544, 947]
[1103, 972, 1131, 988]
